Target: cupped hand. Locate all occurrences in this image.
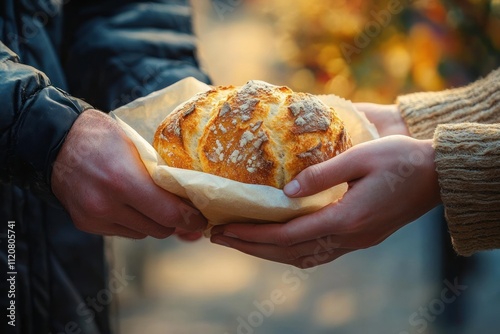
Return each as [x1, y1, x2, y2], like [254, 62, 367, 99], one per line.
[52, 109, 207, 239]
[210, 135, 441, 268]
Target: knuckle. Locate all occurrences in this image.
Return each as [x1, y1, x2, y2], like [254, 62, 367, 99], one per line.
[306, 164, 326, 190]
[81, 193, 111, 218]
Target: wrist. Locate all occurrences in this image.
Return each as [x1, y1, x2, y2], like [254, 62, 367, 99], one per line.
[418, 139, 441, 206]
[51, 109, 112, 200]
[392, 105, 411, 137]
[354, 103, 411, 137]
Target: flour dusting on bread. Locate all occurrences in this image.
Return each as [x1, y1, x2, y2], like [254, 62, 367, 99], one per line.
[153, 80, 352, 188]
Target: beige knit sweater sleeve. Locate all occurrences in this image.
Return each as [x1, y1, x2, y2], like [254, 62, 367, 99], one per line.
[397, 68, 500, 256]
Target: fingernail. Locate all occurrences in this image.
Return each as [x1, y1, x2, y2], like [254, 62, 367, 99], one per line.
[283, 180, 300, 196]
[212, 238, 230, 247]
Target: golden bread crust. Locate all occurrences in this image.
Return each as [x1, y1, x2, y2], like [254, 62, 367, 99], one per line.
[153, 80, 352, 188]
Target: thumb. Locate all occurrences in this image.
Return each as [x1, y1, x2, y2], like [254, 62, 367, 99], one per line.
[283, 145, 368, 198]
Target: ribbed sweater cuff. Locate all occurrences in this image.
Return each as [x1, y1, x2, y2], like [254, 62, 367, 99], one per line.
[434, 123, 500, 256]
[397, 68, 500, 140]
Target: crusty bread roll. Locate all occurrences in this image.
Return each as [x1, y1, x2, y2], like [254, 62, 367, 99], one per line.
[153, 80, 352, 189]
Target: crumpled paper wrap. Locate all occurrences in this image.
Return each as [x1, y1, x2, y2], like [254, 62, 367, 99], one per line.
[111, 77, 379, 226]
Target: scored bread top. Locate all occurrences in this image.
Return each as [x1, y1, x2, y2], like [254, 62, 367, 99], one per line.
[153, 80, 352, 189]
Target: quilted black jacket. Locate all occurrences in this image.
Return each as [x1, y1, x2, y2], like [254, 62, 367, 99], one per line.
[0, 1, 209, 333]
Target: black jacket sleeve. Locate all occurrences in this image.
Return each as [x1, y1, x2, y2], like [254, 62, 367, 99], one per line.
[0, 42, 91, 201]
[63, 0, 211, 111]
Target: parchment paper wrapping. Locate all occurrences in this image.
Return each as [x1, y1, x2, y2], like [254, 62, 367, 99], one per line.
[111, 77, 379, 226]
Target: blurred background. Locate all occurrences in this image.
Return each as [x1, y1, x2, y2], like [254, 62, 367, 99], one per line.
[111, 1, 500, 333]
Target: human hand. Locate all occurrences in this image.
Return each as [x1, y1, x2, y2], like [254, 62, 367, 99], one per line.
[354, 103, 410, 137]
[52, 109, 207, 239]
[210, 136, 441, 268]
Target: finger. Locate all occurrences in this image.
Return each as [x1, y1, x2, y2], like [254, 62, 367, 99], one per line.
[120, 142, 208, 231]
[212, 201, 355, 246]
[211, 234, 351, 267]
[112, 205, 176, 239]
[211, 233, 340, 259]
[83, 222, 148, 239]
[281, 171, 406, 249]
[125, 182, 207, 232]
[290, 249, 352, 268]
[211, 222, 300, 245]
[283, 144, 369, 198]
[108, 224, 148, 239]
[214, 183, 383, 248]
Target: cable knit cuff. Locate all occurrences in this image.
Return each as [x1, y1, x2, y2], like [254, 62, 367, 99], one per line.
[397, 68, 500, 140]
[434, 123, 500, 256]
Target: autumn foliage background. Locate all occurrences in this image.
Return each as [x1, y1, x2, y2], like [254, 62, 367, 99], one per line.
[201, 0, 500, 102]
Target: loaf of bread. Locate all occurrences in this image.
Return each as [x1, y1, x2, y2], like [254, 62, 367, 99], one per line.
[153, 80, 352, 189]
